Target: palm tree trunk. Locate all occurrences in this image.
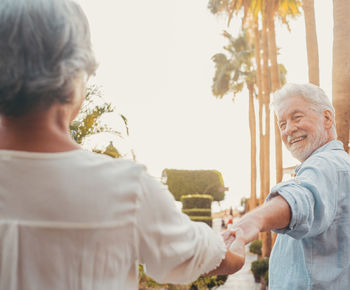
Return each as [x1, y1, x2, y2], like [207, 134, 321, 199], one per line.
[333, 0, 350, 153]
[261, 9, 270, 206]
[261, 8, 272, 258]
[303, 0, 320, 86]
[254, 24, 265, 207]
[254, 24, 267, 255]
[248, 84, 257, 210]
[268, 14, 282, 249]
[267, 16, 283, 186]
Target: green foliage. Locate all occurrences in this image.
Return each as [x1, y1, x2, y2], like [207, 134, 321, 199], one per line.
[93, 142, 121, 159]
[181, 194, 213, 209]
[251, 258, 269, 283]
[207, 0, 301, 28]
[139, 264, 226, 289]
[189, 275, 228, 289]
[163, 169, 226, 201]
[263, 270, 269, 286]
[181, 195, 213, 227]
[249, 240, 262, 256]
[212, 31, 256, 100]
[211, 30, 288, 102]
[138, 265, 187, 289]
[103, 141, 121, 158]
[182, 208, 212, 217]
[70, 84, 128, 145]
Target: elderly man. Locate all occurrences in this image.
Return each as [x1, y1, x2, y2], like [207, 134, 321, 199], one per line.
[230, 83, 350, 289]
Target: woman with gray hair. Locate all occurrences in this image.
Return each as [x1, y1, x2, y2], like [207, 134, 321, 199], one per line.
[0, 0, 245, 289]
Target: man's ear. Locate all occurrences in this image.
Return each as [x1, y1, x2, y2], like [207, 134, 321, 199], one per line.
[323, 110, 333, 129]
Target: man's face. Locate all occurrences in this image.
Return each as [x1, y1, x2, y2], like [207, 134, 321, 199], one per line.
[277, 95, 328, 162]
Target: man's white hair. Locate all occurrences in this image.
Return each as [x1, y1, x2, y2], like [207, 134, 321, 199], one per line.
[271, 83, 337, 137]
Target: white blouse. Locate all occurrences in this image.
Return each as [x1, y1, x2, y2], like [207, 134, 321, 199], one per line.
[0, 149, 226, 290]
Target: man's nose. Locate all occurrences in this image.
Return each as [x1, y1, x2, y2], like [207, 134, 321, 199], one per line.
[284, 122, 297, 135]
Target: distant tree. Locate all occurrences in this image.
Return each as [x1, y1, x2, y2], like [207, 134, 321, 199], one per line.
[70, 84, 129, 145]
[208, 0, 295, 258]
[212, 31, 258, 210]
[302, 0, 319, 85]
[332, 0, 350, 153]
[93, 141, 121, 159]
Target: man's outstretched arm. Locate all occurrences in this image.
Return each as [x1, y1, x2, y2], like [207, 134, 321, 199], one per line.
[231, 194, 291, 244]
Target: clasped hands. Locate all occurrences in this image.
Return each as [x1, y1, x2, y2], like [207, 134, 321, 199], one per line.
[221, 219, 261, 259]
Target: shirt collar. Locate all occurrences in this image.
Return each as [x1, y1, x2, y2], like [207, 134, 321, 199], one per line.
[295, 140, 344, 173]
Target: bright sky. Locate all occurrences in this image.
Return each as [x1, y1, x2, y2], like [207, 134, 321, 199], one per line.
[78, 0, 333, 211]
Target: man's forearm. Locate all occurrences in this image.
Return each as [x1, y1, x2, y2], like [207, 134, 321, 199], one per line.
[233, 194, 291, 244]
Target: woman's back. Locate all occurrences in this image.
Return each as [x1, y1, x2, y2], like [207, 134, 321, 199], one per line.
[0, 150, 143, 289]
[0, 149, 227, 289]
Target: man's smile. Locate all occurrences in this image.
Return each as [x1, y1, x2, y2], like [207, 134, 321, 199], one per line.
[288, 135, 307, 146]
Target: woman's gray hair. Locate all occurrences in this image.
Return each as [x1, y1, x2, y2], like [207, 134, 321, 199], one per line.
[272, 83, 337, 136]
[0, 0, 98, 117]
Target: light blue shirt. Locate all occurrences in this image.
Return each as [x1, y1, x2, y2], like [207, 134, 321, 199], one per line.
[267, 140, 350, 290]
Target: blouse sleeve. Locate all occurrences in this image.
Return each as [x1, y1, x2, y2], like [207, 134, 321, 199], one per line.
[135, 169, 226, 284]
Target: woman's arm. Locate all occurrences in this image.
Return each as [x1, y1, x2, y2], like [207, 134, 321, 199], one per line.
[203, 235, 245, 276]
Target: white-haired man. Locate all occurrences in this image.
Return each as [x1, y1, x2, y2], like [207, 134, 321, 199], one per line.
[228, 83, 350, 289]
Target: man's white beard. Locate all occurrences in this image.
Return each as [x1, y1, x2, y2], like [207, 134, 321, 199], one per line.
[289, 124, 328, 162]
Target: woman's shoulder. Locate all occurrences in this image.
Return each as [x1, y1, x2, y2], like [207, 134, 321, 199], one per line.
[79, 149, 146, 172]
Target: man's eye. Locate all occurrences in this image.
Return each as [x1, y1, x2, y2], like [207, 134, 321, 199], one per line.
[279, 123, 286, 130]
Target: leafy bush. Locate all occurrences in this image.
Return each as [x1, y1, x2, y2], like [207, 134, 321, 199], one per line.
[163, 169, 226, 201]
[138, 265, 188, 289]
[263, 270, 269, 286]
[139, 264, 227, 289]
[189, 275, 228, 289]
[181, 194, 213, 209]
[249, 240, 262, 256]
[182, 208, 212, 217]
[251, 258, 269, 283]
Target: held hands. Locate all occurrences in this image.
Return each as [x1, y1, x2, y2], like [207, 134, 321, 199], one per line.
[221, 228, 245, 259]
[231, 217, 261, 245]
[222, 217, 261, 247]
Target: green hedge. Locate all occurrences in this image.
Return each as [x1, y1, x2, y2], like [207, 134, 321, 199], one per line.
[249, 240, 262, 256]
[181, 194, 213, 209]
[182, 208, 212, 217]
[251, 258, 269, 283]
[162, 169, 226, 201]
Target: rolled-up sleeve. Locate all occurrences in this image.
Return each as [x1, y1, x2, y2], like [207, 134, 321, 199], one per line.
[267, 156, 337, 240]
[136, 170, 226, 284]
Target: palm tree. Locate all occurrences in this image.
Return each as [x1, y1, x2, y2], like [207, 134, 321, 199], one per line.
[302, 0, 319, 85]
[332, 0, 350, 153]
[212, 31, 258, 209]
[208, 0, 300, 257]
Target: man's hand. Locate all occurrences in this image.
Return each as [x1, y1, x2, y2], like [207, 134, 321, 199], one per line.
[221, 228, 246, 258]
[231, 218, 261, 245]
[221, 228, 236, 248]
[223, 195, 291, 245]
[222, 221, 259, 246]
